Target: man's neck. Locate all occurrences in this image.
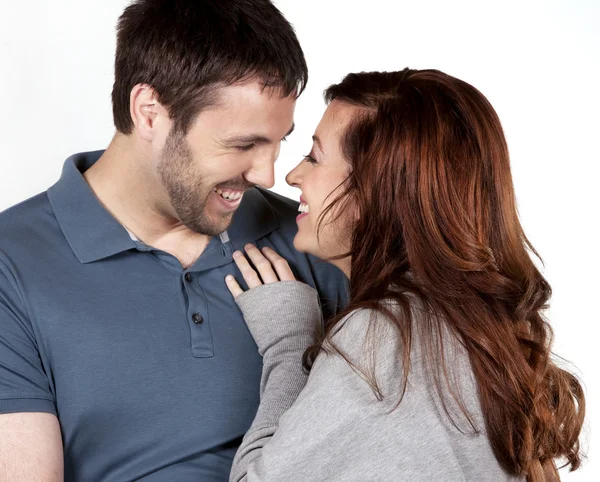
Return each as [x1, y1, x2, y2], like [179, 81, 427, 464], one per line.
[83, 136, 211, 268]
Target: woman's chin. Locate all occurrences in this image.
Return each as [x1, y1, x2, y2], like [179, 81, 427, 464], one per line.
[292, 234, 313, 256]
[292, 234, 304, 253]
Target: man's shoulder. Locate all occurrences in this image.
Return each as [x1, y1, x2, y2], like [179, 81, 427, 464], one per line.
[0, 192, 52, 231]
[0, 192, 55, 253]
[251, 187, 302, 241]
[254, 187, 299, 217]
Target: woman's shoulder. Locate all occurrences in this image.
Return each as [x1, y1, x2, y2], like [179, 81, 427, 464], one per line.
[328, 306, 399, 357]
[327, 297, 427, 357]
[320, 302, 411, 400]
[322, 298, 478, 410]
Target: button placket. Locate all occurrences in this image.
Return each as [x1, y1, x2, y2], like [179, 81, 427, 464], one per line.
[183, 273, 213, 357]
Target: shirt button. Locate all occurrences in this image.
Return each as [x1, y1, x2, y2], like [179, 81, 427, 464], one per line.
[192, 313, 204, 324]
[185, 272, 193, 282]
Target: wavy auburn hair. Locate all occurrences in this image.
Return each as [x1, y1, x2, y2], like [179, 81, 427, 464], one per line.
[304, 69, 585, 481]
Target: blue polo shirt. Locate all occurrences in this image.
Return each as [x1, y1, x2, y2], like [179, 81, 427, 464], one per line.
[0, 151, 348, 481]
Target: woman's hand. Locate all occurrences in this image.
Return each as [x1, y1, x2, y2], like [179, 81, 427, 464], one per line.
[225, 244, 320, 358]
[226, 244, 296, 298]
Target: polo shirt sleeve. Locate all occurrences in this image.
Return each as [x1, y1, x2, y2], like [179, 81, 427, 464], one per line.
[0, 260, 56, 415]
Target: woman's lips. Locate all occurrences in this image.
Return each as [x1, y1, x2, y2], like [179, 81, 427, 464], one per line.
[297, 195, 309, 222]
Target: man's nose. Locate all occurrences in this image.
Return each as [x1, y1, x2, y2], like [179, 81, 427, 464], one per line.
[244, 156, 275, 189]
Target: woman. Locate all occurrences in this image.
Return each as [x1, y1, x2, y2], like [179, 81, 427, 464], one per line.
[225, 69, 585, 481]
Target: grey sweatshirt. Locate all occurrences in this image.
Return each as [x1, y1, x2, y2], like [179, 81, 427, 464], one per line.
[230, 281, 521, 482]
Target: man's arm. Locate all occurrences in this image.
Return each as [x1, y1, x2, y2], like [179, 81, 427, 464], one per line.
[0, 412, 63, 481]
[0, 259, 63, 480]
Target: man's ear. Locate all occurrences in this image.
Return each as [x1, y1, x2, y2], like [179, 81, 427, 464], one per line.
[129, 84, 170, 142]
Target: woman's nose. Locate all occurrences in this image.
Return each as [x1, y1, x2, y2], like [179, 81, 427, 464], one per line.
[286, 160, 304, 187]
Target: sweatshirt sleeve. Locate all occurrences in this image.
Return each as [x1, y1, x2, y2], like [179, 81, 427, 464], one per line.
[229, 304, 410, 482]
[229, 280, 322, 482]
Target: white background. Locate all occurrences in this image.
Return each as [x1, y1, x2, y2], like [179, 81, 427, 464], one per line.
[0, 0, 598, 479]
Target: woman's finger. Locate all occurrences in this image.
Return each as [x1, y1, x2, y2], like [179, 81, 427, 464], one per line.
[244, 244, 279, 284]
[261, 246, 296, 281]
[225, 275, 244, 298]
[233, 250, 264, 289]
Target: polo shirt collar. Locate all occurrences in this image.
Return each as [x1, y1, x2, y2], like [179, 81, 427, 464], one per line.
[47, 151, 279, 264]
[47, 151, 137, 264]
[227, 187, 279, 250]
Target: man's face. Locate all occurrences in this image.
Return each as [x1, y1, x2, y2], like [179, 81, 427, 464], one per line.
[157, 81, 296, 236]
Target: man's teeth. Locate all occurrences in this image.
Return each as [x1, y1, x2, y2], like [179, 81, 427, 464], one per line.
[298, 203, 309, 214]
[215, 188, 243, 201]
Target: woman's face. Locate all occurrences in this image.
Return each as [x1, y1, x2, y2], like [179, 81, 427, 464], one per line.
[286, 101, 356, 275]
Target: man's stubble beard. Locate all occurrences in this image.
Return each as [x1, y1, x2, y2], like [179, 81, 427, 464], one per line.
[157, 129, 233, 236]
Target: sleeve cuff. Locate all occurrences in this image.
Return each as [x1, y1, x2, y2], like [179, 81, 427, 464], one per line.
[0, 397, 57, 415]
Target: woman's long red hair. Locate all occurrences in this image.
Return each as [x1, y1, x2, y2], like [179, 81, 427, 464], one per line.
[305, 69, 585, 481]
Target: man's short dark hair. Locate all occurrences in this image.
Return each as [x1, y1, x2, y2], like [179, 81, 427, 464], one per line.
[112, 0, 308, 135]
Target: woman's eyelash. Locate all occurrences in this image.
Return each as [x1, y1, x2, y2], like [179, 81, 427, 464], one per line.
[304, 154, 317, 164]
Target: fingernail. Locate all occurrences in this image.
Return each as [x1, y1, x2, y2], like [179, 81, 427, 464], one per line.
[226, 275, 234, 281]
[233, 251, 241, 258]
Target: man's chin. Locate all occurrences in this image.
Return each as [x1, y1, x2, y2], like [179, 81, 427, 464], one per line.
[186, 212, 235, 237]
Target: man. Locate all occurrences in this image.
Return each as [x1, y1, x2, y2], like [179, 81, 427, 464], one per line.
[0, 0, 347, 480]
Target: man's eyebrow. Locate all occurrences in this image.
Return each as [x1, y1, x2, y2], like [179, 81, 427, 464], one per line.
[222, 123, 295, 146]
